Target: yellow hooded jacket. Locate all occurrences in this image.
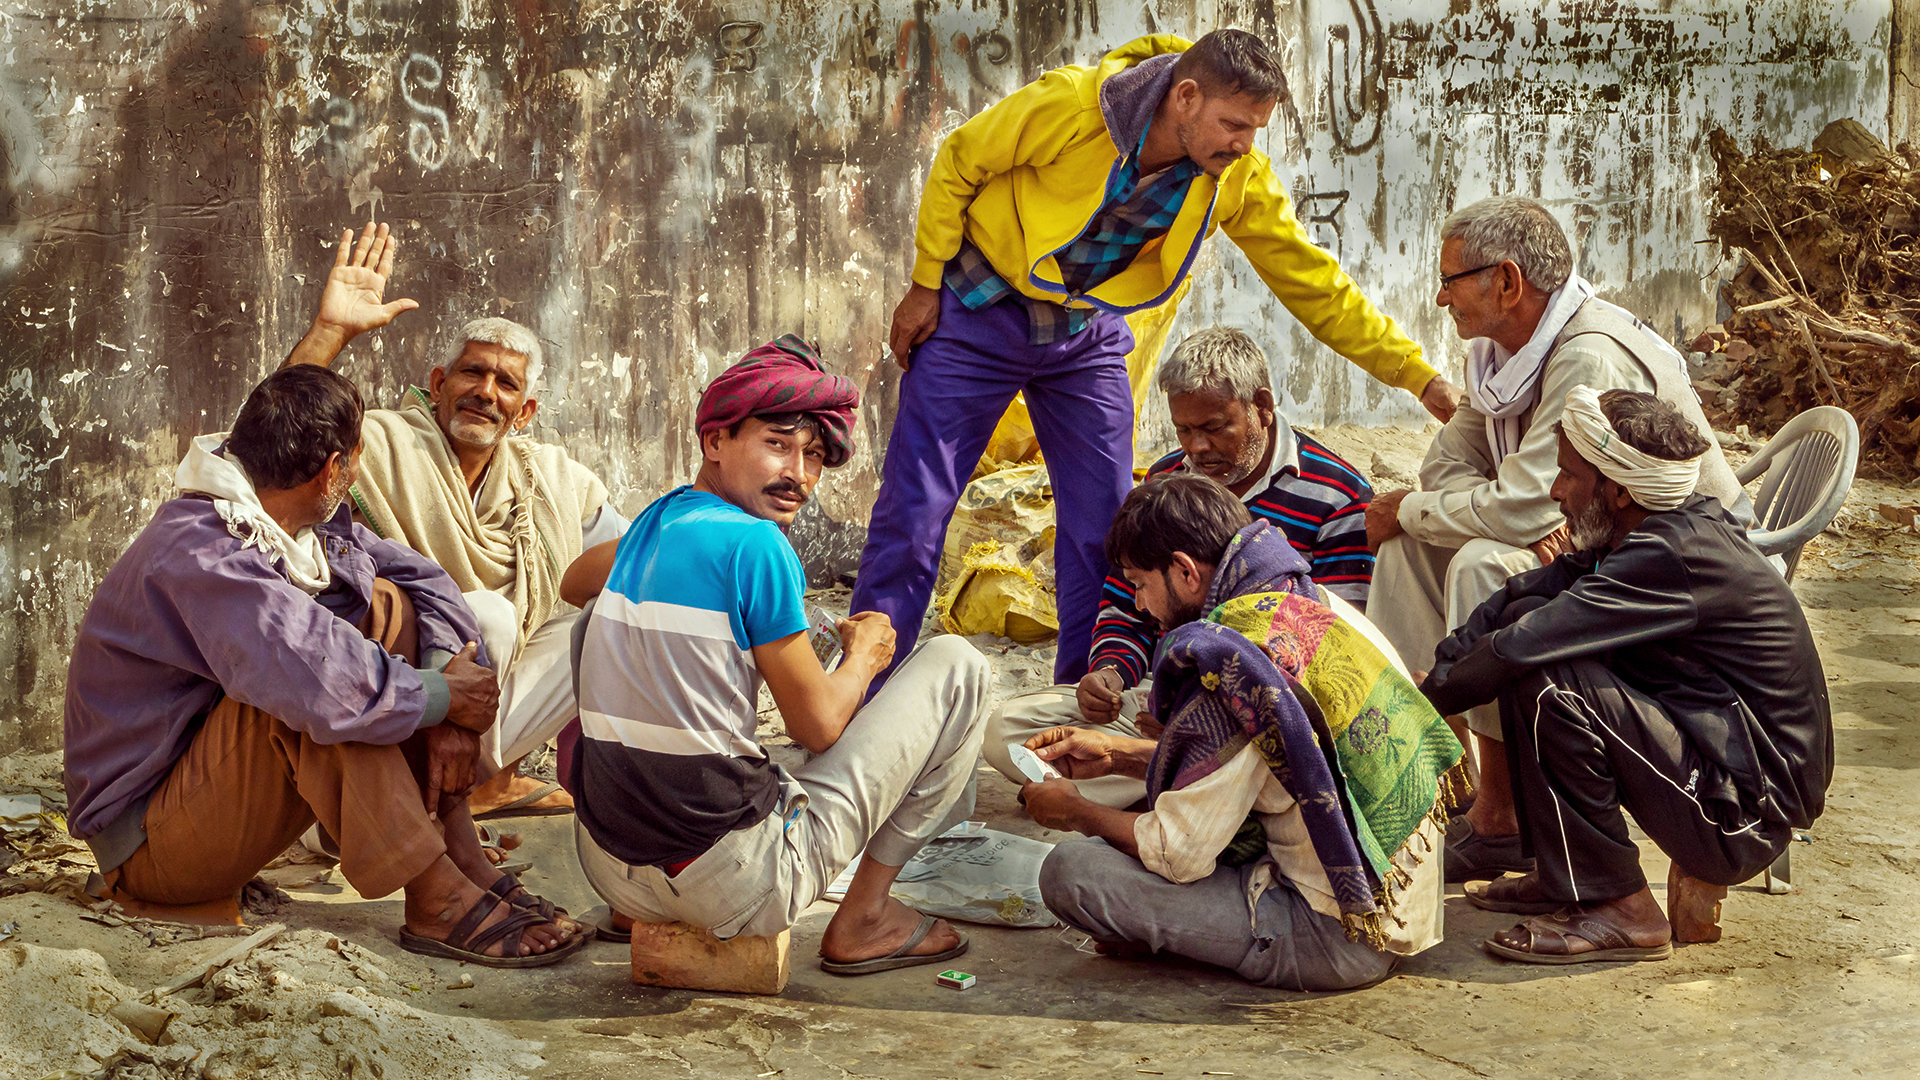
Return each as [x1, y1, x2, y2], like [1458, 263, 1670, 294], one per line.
[911, 34, 1435, 397]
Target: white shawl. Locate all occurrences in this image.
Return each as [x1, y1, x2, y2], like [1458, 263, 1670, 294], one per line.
[174, 433, 331, 594]
[1466, 275, 1685, 465]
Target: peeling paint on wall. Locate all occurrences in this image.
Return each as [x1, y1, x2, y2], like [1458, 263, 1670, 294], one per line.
[0, 0, 1893, 751]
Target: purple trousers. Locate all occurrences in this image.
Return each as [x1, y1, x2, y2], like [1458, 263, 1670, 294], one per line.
[853, 285, 1135, 687]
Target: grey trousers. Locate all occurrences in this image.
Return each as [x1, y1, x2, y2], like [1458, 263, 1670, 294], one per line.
[1039, 837, 1395, 992]
[576, 635, 994, 939]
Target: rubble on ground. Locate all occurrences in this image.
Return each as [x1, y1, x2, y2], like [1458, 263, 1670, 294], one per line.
[1693, 121, 1920, 474]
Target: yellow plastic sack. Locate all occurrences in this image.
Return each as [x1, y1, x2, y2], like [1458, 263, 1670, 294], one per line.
[976, 281, 1191, 470]
[935, 463, 1059, 642]
[938, 539, 1059, 645]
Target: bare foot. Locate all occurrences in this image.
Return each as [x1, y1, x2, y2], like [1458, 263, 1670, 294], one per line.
[479, 829, 522, 866]
[468, 772, 574, 817]
[404, 859, 571, 956]
[819, 897, 961, 965]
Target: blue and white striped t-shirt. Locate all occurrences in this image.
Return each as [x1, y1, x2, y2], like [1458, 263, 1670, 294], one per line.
[572, 486, 807, 868]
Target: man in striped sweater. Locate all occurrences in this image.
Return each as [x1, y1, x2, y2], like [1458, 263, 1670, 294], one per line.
[984, 328, 1375, 807]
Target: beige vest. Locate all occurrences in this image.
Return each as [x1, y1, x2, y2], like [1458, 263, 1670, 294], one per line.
[1550, 303, 1751, 523]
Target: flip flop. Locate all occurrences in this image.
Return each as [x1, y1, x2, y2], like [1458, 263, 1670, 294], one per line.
[1445, 817, 1534, 883]
[1465, 874, 1564, 915]
[398, 890, 589, 969]
[1483, 907, 1673, 965]
[474, 780, 574, 820]
[582, 904, 632, 944]
[818, 914, 968, 977]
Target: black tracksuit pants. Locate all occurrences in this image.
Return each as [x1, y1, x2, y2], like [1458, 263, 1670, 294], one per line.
[1494, 600, 1791, 903]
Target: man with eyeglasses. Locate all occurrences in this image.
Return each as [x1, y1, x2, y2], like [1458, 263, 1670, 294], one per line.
[1362, 196, 1751, 886]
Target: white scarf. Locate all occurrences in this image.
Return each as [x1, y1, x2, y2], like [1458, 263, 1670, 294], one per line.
[174, 433, 332, 595]
[1465, 274, 1685, 465]
[1560, 385, 1703, 511]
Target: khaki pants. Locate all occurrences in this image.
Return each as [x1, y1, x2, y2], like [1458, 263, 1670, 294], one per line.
[984, 683, 1154, 809]
[107, 580, 449, 905]
[1370, 534, 1540, 739]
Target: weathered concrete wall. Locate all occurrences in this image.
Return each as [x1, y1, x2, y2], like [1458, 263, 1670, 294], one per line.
[0, 0, 1893, 751]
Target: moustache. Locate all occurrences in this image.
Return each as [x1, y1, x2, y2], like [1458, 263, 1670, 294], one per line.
[454, 396, 504, 423]
[763, 480, 808, 504]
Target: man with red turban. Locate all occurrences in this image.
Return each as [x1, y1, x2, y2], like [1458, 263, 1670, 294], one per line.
[559, 338, 994, 975]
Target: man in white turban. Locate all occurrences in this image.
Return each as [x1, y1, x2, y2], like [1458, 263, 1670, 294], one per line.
[1417, 387, 1831, 965]
[1363, 197, 1749, 884]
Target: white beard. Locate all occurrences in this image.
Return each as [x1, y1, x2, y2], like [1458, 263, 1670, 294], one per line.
[1568, 496, 1616, 553]
[448, 415, 505, 448]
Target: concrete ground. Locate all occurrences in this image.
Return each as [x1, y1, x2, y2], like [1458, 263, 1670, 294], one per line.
[272, 493, 1920, 1078]
[8, 430, 1919, 1078]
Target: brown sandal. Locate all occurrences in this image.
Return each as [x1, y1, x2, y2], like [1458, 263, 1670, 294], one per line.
[1483, 907, 1673, 965]
[399, 889, 587, 968]
[1465, 873, 1563, 915]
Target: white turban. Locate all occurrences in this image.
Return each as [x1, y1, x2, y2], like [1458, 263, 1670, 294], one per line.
[1560, 385, 1703, 512]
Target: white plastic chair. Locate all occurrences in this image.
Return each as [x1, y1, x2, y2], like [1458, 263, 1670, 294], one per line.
[1735, 406, 1859, 892]
[1739, 406, 1859, 583]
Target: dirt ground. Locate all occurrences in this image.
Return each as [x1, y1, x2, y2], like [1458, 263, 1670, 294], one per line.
[4, 424, 1918, 1079]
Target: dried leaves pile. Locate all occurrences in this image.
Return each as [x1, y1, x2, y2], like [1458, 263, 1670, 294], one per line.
[1702, 125, 1920, 474]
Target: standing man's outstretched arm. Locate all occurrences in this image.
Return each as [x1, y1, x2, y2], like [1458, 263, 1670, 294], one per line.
[284, 221, 419, 370]
[1222, 165, 1462, 422]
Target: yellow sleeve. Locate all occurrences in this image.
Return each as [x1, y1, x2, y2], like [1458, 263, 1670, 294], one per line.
[911, 70, 1096, 289]
[1219, 161, 1438, 396]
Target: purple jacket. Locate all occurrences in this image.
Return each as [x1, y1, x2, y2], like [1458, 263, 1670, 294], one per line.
[64, 495, 484, 845]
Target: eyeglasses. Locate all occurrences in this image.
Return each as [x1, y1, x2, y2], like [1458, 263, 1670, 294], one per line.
[1438, 263, 1502, 290]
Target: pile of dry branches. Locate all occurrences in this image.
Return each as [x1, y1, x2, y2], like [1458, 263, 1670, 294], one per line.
[1703, 124, 1920, 474]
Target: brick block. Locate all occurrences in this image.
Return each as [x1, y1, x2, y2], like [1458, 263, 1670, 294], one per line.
[1667, 863, 1728, 944]
[630, 922, 791, 995]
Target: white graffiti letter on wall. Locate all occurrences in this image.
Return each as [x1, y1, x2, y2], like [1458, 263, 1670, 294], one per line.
[401, 53, 450, 171]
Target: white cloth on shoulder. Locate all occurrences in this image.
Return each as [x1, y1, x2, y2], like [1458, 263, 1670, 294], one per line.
[174, 433, 331, 594]
[1560, 384, 1703, 511]
[1465, 274, 1685, 465]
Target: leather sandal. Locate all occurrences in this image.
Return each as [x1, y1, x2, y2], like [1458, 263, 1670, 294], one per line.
[1445, 817, 1534, 883]
[487, 873, 577, 932]
[1483, 907, 1673, 965]
[1465, 873, 1563, 915]
[399, 890, 588, 968]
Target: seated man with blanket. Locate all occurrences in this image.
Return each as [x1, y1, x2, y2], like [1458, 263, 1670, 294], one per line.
[1023, 475, 1459, 990]
[561, 339, 996, 975]
[985, 327, 1375, 809]
[1363, 197, 1750, 883]
[1420, 388, 1832, 964]
[286, 222, 623, 818]
[64, 366, 583, 966]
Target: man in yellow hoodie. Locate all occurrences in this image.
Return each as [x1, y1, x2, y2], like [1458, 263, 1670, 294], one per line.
[853, 29, 1456, 688]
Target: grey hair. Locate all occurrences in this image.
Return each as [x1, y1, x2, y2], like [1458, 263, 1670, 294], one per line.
[1157, 327, 1271, 403]
[447, 317, 544, 391]
[1440, 196, 1573, 293]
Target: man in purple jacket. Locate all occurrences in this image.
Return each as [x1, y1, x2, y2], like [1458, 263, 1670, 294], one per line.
[64, 366, 583, 966]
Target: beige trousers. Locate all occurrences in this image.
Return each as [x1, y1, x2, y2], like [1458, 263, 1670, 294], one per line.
[1369, 534, 1540, 739]
[985, 683, 1155, 809]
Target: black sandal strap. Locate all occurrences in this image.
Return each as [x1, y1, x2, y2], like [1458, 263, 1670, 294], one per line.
[445, 889, 505, 951]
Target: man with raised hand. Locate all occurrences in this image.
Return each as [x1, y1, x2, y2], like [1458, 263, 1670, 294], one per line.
[285, 222, 623, 821]
[562, 339, 994, 976]
[854, 29, 1456, 693]
[65, 366, 582, 967]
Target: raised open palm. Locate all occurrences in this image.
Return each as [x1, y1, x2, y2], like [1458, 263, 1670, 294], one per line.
[315, 221, 419, 335]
